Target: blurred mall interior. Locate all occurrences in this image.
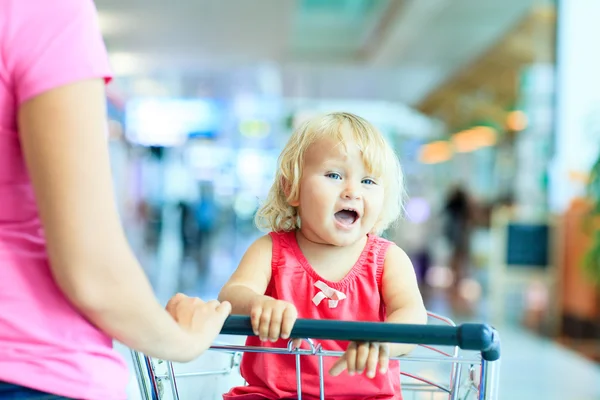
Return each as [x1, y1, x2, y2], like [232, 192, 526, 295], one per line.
[95, 0, 600, 398]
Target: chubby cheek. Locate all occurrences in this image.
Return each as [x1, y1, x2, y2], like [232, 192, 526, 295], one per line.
[366, 193, 385, 221]
[298, 187, 319, 216]
[301, 190, 326, 216]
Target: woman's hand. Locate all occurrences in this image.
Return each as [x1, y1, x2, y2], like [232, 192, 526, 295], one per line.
[166, 293, 232, 359]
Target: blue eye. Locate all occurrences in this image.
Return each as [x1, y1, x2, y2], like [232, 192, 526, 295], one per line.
[362, 178, 376, 185]
[326, 173, 342, 180]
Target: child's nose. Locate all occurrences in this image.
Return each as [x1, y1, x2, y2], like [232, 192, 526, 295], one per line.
[342, 185, 360, 200]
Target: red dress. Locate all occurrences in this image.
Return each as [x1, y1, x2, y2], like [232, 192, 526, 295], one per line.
[223, 231, 402, 400]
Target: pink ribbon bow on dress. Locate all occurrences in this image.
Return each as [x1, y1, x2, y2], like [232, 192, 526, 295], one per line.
[312, 281, 347, 308]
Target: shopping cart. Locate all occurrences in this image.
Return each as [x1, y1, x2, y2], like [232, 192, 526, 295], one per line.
[131, 312, 501, 400]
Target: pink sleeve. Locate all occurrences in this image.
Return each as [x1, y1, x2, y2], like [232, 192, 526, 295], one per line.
[5, 0, 112, 105]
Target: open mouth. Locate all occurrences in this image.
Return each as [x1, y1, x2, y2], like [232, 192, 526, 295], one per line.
[334, 208, 359, 226]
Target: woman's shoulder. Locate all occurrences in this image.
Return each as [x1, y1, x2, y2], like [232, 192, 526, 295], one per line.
[4, 0, 111, 105]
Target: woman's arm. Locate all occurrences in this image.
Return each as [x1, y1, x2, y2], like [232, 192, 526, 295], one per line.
[18, 78, 229, 363]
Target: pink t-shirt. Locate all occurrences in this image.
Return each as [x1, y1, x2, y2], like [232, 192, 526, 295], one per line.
[0, 0, 128, 398]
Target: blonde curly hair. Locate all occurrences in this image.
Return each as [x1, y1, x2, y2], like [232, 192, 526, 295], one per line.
[255, 112, 405, 235]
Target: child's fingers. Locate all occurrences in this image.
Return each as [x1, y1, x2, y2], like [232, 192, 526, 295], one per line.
[291, 338, 303, 349]
[344, 342, 358, 375]
[328, 353, 348, 376]
[280, 306, 297, 340]
[267, 306, 284, 342]
[250, 306, 262, 336]
[365, 343, 380, 378]
[258, 307, 272, 341]
[378, 344, 390, 374]
[354, 342, 370, 374]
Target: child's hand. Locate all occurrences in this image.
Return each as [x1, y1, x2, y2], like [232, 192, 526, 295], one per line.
[250, 296, 298, 342]
[329, 342, 390, 379]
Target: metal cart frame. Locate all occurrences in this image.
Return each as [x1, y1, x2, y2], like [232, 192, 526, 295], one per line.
[131, 312, 501, 400]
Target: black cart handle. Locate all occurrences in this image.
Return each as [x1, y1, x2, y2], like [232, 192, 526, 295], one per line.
[221, 315, 501, 362]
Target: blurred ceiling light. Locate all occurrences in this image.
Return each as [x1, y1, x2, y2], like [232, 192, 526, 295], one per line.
[451, 126, 497, 153]
[109, 52, 145, 76]
[418, 140, 453, 164]
[239, 119, 270, 139]
[473, 126, 497, 147]
[506, 110, 528, 131]
[236, 150, 265, 182]
[451, 129, 480, 153]
[568, 170, 590, 183]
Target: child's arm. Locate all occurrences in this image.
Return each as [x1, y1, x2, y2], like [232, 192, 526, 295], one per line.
[218, 235, 273, 314]
[219, 235, 298, 342]
[382, 244, 428, 357]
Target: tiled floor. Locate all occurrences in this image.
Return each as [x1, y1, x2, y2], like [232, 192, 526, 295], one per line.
[119, 210, 600, 400]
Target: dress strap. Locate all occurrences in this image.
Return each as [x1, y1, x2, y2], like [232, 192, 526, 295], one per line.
[268, 230, 297, 275]
[373, 236, 394, 292]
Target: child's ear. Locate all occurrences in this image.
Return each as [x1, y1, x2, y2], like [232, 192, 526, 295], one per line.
[282, 177, 300, 207]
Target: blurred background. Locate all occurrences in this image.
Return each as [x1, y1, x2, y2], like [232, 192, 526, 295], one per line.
[96, 0, 600, 398]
